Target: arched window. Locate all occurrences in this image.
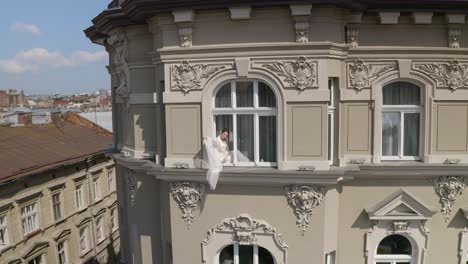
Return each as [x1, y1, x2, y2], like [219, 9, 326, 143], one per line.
[219, 244, 274, 264]
[382, 82, 422, 160]
[375, 235, 413, 264]
[213, 80, 277, 166]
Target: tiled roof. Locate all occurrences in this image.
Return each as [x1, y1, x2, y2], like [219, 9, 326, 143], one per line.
[0, 112, 112, 182]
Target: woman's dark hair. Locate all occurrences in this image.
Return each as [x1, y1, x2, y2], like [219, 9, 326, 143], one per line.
[221, 128, 229, 134]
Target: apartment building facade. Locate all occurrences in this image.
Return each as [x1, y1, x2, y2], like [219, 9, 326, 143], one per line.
[86, 1, 468, 263]
[0, 113, 120, 264]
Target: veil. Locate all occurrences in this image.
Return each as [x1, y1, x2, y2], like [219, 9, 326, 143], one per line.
[203, 137, 223, 190]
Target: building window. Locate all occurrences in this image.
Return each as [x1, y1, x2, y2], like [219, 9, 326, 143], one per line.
[382, 82, 421, 160]
[21, 203, 39, 235]
[79, 226, 89, 253]
[0, 215, 9, 248]
[28, 255, 43, 264]
[52, 193, 62, 221]
[110, 208, 118, 231]
[213, 80, 277, 166]
[219, 244, 274, 264]
[96, 216, 105, 242]
[75, 184, 85, 210]
[328, 78, 338, 165]
[93, 177, 100, 201]
[375, 234, 413, 264]
[108, 171, 114, 192]
[57, 241, 67, 264]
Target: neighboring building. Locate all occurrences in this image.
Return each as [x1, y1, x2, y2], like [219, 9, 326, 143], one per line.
[86, 1, 468, 264]
[0, 90, 27, 108]
[0, 112, 119, 263]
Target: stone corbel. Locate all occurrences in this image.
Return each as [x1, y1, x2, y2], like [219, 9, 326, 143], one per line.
[379, 12, 400, 24]
[173, 10, 195, 47]
[229, 6, 251, 20]
[290, 5, 312, 43]
[412, 12, 433, 24]
[432, 176, 466, 222]
[446, 14, 465, 48]
[346, 13, 362, 48]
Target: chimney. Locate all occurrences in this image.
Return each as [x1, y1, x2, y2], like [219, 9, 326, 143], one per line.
[50, 111, 62, 123]
[17, 112, 32, 125]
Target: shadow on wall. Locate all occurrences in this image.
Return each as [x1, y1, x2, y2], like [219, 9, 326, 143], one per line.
[82, 233, 121, 264]
[448, 209, 466, 229]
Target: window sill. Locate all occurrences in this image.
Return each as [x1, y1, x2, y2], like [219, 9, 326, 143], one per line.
[54, 217, 67, 226]
[0, 245, 12, 254]
[24, 229, 41, 240]
[77, 207, 88, 214]
[97, 237, 106, 245]
[80, 248, 91, 258]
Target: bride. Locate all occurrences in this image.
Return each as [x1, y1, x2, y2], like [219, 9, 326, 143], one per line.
[203, 129, 232, 190]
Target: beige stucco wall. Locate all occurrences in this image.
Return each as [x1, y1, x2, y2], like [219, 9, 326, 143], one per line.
[433, 103, 468, 153]
[341, 102, 372, 155]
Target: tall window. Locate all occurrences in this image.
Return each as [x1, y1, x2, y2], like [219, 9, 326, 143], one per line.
[79, 226, 89, 253]
[110, 208, 118, 231]
[108, 171, 115, 192]
[28, 255, 43, 264]
[382, 82, 421, 160]
[57, 241, 67, 264]
[93, 177, 100, 201]
[21, 203, 39, 235]
[52, 193, 62, 221]
[213, 80, 277, 166]
[0, 215, 9, 248]
[219, 244, 274, 264]
[96, 216, 105, 242]
[75, 184, 84, 209]
[328, 78, 338, 164]
[375, 234, 413, 264]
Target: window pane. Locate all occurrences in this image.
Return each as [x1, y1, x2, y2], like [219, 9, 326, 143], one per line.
[237, 115, 254, 162]
[215, 83, 231, 108]
[382, 112, 400, 156]
[215, 115, 233, 150]
[239, 245, 253, 264]
[219, 245, 233, 264]
[259, 116, 276, 162]
[383, 82, 420, 105]
[377, 234, 412, 255]
[236, 82, 253, 107]
[258, 82, 276, 107]
[404, 113, 420, 157]
[259, 246, 274, 264]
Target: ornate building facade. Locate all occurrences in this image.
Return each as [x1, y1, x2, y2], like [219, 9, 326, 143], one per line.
[86, 1, 468, 263]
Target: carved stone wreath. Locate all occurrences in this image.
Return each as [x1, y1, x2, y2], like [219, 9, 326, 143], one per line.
[347, 59, 396, 90]
[284, 185, 327, 235]
[263, 57, 317, 90]
[170, 182, 205, 228]
[413, 60, 468, 90]
[171, 61, 225, 93]
[432, 176, 466, 222]
[202, 214, 288, 248]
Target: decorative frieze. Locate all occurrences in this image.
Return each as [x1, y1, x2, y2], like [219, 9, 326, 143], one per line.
[347, 59, 396, 90]
[263, 57, 318, 90]
[202, 214, 288, 248]
[432, 176, 466, 222]
[171, 61, 226, 93]
[284, 185, 327, 235]
[170, 182, 205, 228]
[413, 60, 468, 90]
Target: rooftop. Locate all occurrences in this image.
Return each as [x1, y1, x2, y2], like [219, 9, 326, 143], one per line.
[0, 112, 112, 183]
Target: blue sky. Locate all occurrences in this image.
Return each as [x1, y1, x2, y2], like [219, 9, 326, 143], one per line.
[0, 0, 111, 95]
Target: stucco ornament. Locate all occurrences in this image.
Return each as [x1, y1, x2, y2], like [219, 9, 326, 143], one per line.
[171, 61, 225, 93]
[294, 17, 309, 43]
[285, 185, 327, 235]
[263, 57, 317, 90]
[178, 24, 192, 47]
[414, 60, 468, 90]
[107, 30, 127, 65]
[202, 214, 287, 248]
[448, 26, 461, 48]
[127, 170, 137, 207]
[347, 59, 396, 90]
[389, 221, 409, 233]
[346, 25, 360, 47]
[170, 182, 205, 228]
[116, 69, 130, 104]
[107, 30, 131, 105]
[432, 176, 466, 222]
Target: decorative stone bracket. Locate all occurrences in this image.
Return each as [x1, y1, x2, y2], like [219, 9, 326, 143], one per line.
[290, 5, 312, 43]
[170, 181, 205, 228]
[173, 10, 195, 47]
[263, 57, 318, 90]
[346, 59, 397, 90]
[284, 185, 327, 235]
[413, 60, 468, 90]
[432, 176, 466, 222]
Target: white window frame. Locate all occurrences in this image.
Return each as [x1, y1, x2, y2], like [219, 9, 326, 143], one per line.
[57, 240, 68, 264]
[79, 226, 89, 253]
[212, 80, 278, 167]
[220, 244, 266, 264]
[96, 216, 105, 242]
[381, 105, 422, 161]
[0, 214, 9, 248]
[52, 192, 63, 221]
[93, 177, 100, 201]
[28, 254, 43, 264]
[374, 254, 413, 264]
[75, 184, 85, 210]
[328, 78, 336, 165]
[107, 170, 114, 192]
[110, 208, 118, 231]
[21, 202, 39, 236]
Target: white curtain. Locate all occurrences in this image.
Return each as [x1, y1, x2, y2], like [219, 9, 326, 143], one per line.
[383, 82, 420, 105]
[382, 112, 400, 156]
[403, 113, 420, 156]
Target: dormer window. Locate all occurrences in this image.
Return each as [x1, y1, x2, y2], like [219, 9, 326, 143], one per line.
[213, 80, 277, 166]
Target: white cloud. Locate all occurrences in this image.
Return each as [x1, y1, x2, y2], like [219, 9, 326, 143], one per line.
[0, 48, 108, 74]
[10, 22, 42, 36]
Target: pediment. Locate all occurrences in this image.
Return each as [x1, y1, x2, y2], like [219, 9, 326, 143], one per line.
[21, 241, 49, 260]
[366, 189, 437, 220]
[53, 229, 71, 241]
[75, 216, 91, 227]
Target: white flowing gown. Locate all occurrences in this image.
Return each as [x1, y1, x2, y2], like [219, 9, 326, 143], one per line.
[204, 136, 231, 190]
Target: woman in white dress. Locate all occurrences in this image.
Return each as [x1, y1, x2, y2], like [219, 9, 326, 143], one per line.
[203, 129, 231, 190]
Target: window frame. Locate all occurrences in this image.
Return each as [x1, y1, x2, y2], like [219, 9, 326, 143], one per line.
[110, 208, 118, 231]
[107, 170, 115, 192]
[20, 201, 40, 236]
[219, 244, 273, 264]
[51, 192, 63, 221]
[96, 216, 105, 242]
[0, 213, 9, 248]
[381, 82, 423, 161]
[28, 254, 43, 264]
[79, 226, 89, 254]
[75, 183, 85, 210]
[212, 80, 278, 167]
[92, 177, 100, 202]
[374, 234, 414, 264]
[57, 240, 68, 264]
